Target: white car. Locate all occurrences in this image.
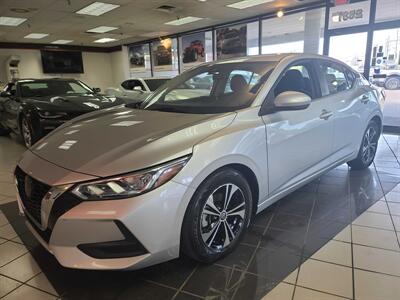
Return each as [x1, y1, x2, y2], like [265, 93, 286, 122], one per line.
[15, 54, 383, 270]
[105, 78, 170, 98]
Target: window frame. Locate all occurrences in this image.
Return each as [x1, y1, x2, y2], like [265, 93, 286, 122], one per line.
[259, 58, 323, 116]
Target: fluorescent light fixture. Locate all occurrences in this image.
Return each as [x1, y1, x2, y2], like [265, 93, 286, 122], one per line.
[24, 33, 49, 39]
[165, 16, 203, 26]
[93, 37, 117, 43]
[0, 16, 27, 26]
[76, 2, 120, 16]
[51, 40, 73, 44]
[87, 26, 118, 33]
[227, 0, 274, 10]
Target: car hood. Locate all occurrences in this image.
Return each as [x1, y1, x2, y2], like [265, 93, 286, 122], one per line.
[30, 106, 236, 177]
[25, 94, 124, 112]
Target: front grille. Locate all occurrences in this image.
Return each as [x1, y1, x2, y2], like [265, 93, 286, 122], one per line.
[15, 167, 51, 225]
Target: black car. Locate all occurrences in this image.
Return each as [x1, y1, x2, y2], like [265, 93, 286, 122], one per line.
[0, 78, 125, 147]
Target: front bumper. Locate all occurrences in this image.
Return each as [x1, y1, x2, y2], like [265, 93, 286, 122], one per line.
[16, 152, 194, 270]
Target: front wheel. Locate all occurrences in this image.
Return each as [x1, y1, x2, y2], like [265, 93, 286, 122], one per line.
[347, 120, 380, 170]
[385, 77, 400, 90]
[20, 116, 40, 147]
[181, 168, 253, 263]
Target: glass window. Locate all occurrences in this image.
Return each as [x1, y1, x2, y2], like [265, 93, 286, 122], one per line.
[320, 63, 350, 95]
[262, 8, 325, 55]
[145, 61, 276, 114]
[121, 80, 145, 90]
[274, 63, 315, 98]
[9, 84, 16, 96]
[19, 80, 92, 98]
[375, 0, 400, 23]
[144, 79, 170, 91]
[329, 32, 368, 73]
[328, 0, 371, 29]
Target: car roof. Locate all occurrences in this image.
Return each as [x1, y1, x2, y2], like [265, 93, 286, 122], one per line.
[16, 78, 78, 83]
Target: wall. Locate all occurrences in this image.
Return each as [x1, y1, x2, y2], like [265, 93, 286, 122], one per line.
[0, 48, 120, 91]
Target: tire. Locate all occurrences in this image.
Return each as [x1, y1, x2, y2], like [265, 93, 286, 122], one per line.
[347, 120, 380, 170]
[20, 116, 40, 148]
[181, 168, 253, 263]
[384, 76, 400, 90]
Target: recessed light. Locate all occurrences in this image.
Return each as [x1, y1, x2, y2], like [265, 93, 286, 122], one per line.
[24, 33, 49, 39]
[93, 37, 117, 43]
[165, 16, 203, 26]
[0, 16, 27, 26]
[51, 40, 73, 44]
[277, 10, 284, 18]
[76, 2, 120, 16]
[87, 26, 118, 33]
[227, 0, 274, 10]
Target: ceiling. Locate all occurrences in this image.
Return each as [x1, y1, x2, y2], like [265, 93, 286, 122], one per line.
[0, 0, 322, 48]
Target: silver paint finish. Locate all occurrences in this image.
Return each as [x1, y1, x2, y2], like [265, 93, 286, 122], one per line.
[16, 53, 383, 270]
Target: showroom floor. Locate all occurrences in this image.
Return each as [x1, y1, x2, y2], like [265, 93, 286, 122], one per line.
[1, 134, 400, 300]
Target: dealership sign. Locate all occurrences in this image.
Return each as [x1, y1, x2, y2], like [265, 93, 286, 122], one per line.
[329, 1, 370, 29]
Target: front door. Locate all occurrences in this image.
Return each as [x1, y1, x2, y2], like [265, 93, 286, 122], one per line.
[261, 60, 334, 196]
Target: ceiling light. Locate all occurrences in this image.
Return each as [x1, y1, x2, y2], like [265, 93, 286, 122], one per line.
[24, 33, 49, 39]
[87, 26, 118, 33]
[51, 40, 73, 44]
[0, 16, 27, 26]
[94, 37, 117, 43]
[227, 0, 274, 10]
[76, 2, 120, 16]
[165, 16, 203, 26]
[277, 10, 284, 18]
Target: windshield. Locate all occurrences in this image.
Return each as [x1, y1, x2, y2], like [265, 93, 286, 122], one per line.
[144, 79, 170, 91]
[19, 80, 93, 98]
[144, 61, 276, 114]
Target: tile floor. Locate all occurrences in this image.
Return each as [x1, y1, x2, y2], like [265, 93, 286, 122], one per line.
[1, 134, 400, 299]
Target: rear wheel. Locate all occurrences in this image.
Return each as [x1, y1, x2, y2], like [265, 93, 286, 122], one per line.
[181, 168, 252, 263]
[348, 120, 380, 170]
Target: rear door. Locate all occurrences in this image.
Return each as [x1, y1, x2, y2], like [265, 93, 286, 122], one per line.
[261, 59, 335, 195]
[316, 60, 367, 161]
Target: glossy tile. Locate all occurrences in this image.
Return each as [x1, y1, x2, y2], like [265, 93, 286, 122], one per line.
[352, 225, 399, 251]
[261, 282, 294, 300]
[2, 285, 57, 300]
[311, 240, 352, 267]
[0, 241, 28, 267]
[293, 286, 347, 300]
[354, 269, 400, 300]
[352, 211, 395, 230]
[0, 253, 41, 282]
[0, 275, 21, 298]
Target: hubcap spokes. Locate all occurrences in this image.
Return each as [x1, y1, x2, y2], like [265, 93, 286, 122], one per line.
[362, 127, 377, 164]
[22, 119, 32, 147]
[200, 183, 246, 251]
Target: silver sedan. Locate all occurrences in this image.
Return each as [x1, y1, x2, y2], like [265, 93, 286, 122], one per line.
[15, 53, 383, 270]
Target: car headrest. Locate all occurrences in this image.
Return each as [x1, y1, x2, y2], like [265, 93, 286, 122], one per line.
[230, 74, 248, 93]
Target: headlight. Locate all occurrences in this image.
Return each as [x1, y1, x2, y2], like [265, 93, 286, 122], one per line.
[38, 111, 68, 119]
[72, 156, 190, 200]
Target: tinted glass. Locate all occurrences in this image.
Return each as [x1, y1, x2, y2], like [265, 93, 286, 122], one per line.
[274, 63, 315, 98]
[19, 80, 93, 98]
[320, 63, 350, 95]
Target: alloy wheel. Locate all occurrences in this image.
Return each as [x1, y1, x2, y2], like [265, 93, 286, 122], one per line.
[21, 118, 32, 147]
[385, 77, 400, 90]
[361, 126, 377, 165]
[200, 183, 246, 251]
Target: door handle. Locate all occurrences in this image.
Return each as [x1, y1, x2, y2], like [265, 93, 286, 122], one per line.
[320, 109, 333, 120]
[361, 95, 370, 104]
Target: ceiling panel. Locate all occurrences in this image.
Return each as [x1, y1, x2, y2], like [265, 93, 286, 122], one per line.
[0, 0, 322, 47]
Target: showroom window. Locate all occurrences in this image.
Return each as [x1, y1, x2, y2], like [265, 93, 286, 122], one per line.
[151, 38, 179, 78]
[128, 43, 152, 78]
[215, 21, 259, 60]
[179, 31, 213, 71]
[261, 8, 325, 55]
[375, 0, 400, 23]
[328, 0, 371, 29]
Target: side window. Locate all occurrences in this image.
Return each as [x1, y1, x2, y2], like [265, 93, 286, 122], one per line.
[224, 70, 261, 93]
[320, 63, 350, 95]
[9, 84, 16, 96]
[274, 63, 315, 99]
[122, 80, 145, 91]
[345, 69, 357, 88]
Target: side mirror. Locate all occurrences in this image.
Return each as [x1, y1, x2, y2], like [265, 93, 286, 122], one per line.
[274, 91, 311, 111]
[0, 91, 11, 98]
[133, 86, 143, 91]
[92, 87, 101, 93]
